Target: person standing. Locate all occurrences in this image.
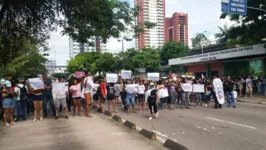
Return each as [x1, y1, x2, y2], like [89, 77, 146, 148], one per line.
[107, 83, 116, 113]
[99, 77, 107, 113]
[125, 80, 136, 114]
[245, 75, 253, 97]
[83, 72, 94, 118]
[224, 76, 236, 108]
[181, 78, 190, 109]
[137, 80, 146, 111]
[42, 73, 56, 117]
[213, 75, 224, 109]
[146, 82, 159, 120]
[55, 78, 69, 119]
[15, 80, 28, 121]
[69, 78, 82, 116]
[167, 81, 177, 109]
[238, 76, 244, 97]
[2, 80, 16, 126]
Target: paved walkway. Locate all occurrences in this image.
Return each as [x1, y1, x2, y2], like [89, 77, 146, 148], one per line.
[237, 94, 266, 104]
[0, 114, 165, 150]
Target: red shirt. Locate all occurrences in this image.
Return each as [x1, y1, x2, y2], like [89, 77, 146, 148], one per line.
[100, 82, 107, 97]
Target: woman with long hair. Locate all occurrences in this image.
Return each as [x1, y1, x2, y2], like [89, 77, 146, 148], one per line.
[2, 80, 16, 126]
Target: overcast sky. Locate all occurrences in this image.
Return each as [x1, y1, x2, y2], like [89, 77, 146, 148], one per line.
[47, 0, 231, 66]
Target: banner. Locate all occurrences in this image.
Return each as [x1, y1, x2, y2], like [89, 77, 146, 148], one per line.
[125, 84, 138, 94]
[193, 84, 205, 93]
[52, 82, 68, 94]
[181, 83, 192, 92]
[75, 71, 85, 78]
[121, 70, 132, 79]
[213, 78, 225, 104]
[158, 88, 169, 98]
[147, 73, 160, 81]
[28, 78, 44, 90]
[106, 73, 118, 83]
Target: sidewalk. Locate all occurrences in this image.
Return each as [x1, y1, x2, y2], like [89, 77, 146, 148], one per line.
[237, 94, 266, 105]
[0, 114, 165, 150]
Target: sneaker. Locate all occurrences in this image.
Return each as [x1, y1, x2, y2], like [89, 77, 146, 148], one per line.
[40, 118, 43, 121]
[186, 107, 191, 109]
[155, 112, 159, 118]
[33, 118, 37, 122]
[149, 117, 153, 120]
[233, 106, 236, 108]
[205, 104, 208, 107]
[55, 116, 59, 120]
[5, 123, 10, 127]
[65, 116, 69, 119]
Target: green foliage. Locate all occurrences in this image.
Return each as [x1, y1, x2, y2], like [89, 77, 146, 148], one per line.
[220, 0, 266, 45]
[160, 41, 189, 63]
[52, 73, 70, 79]
[191, 33, 210, 49]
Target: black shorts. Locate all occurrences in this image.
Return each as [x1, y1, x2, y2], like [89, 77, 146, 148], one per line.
[93, 93, 99, 100]
[107, 94, 115, 100]
[138, 94, 145, 102]
[100, 96, 106, 103]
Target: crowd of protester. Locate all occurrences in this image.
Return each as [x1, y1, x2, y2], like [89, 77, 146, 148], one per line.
[1, 72, 266, 127]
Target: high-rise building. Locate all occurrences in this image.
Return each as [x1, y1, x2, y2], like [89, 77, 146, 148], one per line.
[165, 13, 188, 44]
[135, 0, 165, 50]
[69, 37, 107, 59]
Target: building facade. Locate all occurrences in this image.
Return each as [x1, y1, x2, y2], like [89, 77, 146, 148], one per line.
[135, 0, 165, 49]
[69, 37, 107, 59]
[165, 13, 188, 44]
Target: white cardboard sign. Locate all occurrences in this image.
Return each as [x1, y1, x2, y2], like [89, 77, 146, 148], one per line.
[121, 70, 132, 79]
[147, 73, 160, 81]
[193, 84, 205, 93]
[106, 73, 118, 83]
[181, 83, 192, 92]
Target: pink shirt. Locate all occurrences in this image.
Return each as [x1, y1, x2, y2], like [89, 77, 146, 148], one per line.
[70, 83, 82, 98]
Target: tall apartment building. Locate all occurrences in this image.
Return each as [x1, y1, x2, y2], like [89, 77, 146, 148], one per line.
[165, 13, 188, 44]
[135, 0, 165, 49]
[69, 37, 107, 59]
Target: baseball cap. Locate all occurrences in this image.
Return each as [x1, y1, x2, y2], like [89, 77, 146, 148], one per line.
[4, 80, 12, 87]
[0, 78, 5, 84]
[150, 82, 155, 86]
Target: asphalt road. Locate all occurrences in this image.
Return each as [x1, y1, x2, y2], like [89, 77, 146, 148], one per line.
[110, 101, 266, 150]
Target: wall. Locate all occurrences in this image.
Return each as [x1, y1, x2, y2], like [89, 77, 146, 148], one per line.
[186, 64, 207, 73]
[209, 62, 223, 77]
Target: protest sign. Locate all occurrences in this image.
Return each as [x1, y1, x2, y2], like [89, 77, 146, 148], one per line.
[181, 83, 192, 92]
[106, 73, 118, 83]
[147, 73, 160, 81]
[158, 88, 169, 98]
[52, 82, 68, 94]
[75, 71, 85, 78]
[193, 84, 205, 93]
[213, 78, 225, 104]
[28, 78, 44, 90]
[125, 84, 138, 93]
[121, 70, 132, 79]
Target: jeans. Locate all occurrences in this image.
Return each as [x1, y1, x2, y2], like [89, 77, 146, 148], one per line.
[182, 92, 189, 108]
[257, 83, 261, 93]
[225, 91, 235, 107]
[196, 93, 202, 105]
[43, 91, 56, 117]
[13, 100, 17, 116]
[16, 100, 27, 121]
[148, 99, 157, 114]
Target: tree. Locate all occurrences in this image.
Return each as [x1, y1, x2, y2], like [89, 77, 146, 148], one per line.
[191, 33, 210, 49]
[160, 41, 189, 63]
[220, 0, 266, 45]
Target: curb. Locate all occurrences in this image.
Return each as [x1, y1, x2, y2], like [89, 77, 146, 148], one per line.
[124, 120, 136, 130]
[163, 139, 188, 150]
[104, 111, 113, 117]
[112, 115, 122, 122]
[237, 99, 266, 105]
[140, 129, 156, 140]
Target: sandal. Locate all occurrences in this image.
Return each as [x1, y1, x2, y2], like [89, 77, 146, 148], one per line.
[5, 123, 10, 127]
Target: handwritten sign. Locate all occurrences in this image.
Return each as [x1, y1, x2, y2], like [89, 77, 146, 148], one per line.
[147, 73, 160, 81]
[181, 83, 192, 92]
[159, 88, 169, 98]
[121, 70, 132, 79]
[53, 82, 68, 94]
[28, 78, 44, 90]
[75, 71, 85, 78]
[106, 73, 118, 83]
[125, 84, 138, 94]
[213, 78, 225, 104]
[193, 84, 205, 93]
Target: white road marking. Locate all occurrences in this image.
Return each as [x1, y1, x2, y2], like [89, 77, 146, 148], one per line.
[206, 117, 257, 130]
[194, 126, 202, 129]
[153, 130, 168, 138]
[136, 126, 142, 131]
[203, 128, 208, 131]
[211, 127, 215, 129]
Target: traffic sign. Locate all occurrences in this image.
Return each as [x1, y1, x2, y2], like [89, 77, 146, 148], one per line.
[221, 0, 247, 15]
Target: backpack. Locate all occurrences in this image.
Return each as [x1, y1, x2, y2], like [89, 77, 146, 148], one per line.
[17, 85, 28, 101]
[148, 89, 157, 101]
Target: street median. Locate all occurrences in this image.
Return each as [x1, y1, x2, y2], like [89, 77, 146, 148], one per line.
[104, 111, 113, 117]
[112, 115, 122, 122]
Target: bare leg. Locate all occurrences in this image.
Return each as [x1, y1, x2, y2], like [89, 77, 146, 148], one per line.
[33, 101, 38, 121]
[77, 100, 81, 115]
[3, 109, 9, 125]
[39, 101, 43, 120]
[56, 108, 59, 117]
[108, 100, 111, 112]
[9, 107, 15, 124]
[72, 100, 77, 116]
[64, 107, 68, 117]
[112, 99, 116, 113]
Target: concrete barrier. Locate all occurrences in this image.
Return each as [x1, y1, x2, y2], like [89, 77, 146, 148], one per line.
[112, 115, 122, 122]
[104, 111, 113, 117]
[140, 129, 156, 140]
[163, 139, 188, 150]
[124, 120, 136, 130]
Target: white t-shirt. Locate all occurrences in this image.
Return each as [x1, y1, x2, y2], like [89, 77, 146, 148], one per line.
[83, 76, 94, 94]
[138, 85, 145, 94]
